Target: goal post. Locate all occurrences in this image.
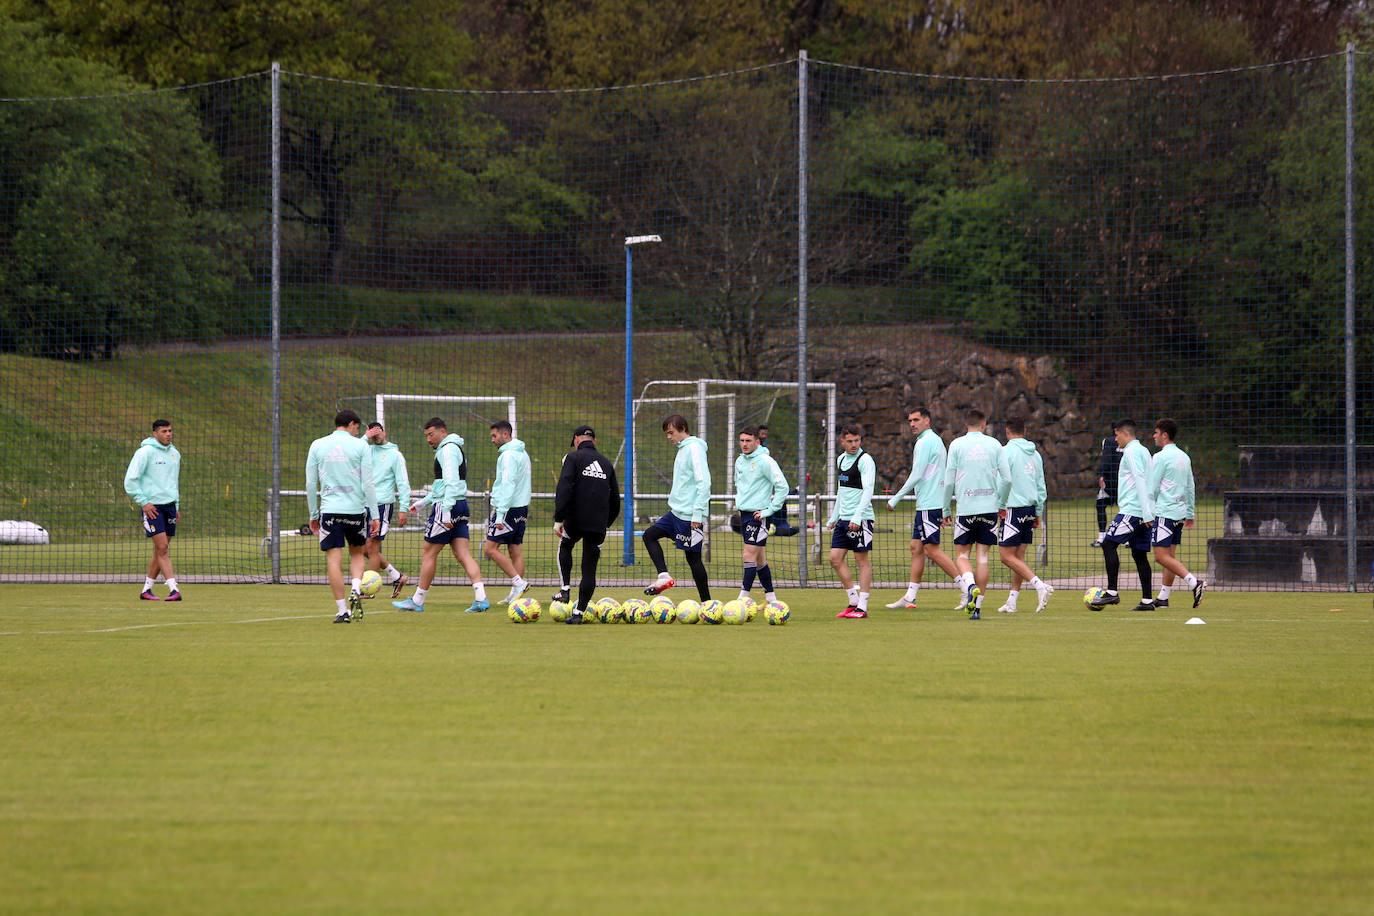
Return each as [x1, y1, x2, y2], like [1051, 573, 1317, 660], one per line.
[371, 394, 517, 437]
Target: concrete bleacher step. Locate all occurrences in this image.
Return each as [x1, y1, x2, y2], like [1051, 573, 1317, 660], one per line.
[1208, 536, 1373, 586]
[1222, 490, 1374, 538]
[1238, 444, 1374, 489]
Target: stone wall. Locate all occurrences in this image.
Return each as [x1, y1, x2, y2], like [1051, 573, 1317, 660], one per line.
[811, 330, 1099, 496]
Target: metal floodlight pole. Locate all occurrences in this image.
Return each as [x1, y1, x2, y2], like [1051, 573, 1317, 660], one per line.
[624, 234, 662, 565]
[269, 61, 283, 585]
[1345, 44, 1358, 592]
[797, 50, 810, 587]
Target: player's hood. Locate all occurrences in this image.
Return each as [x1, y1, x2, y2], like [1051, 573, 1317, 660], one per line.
[738, 447, 765, 462]
[438, 433, 464, 449]
[373, 441, 399, 451]
[676, 435, 707, 452]
[1006, 437, 1037, 455]
[498, 438, 526, 455]
[140, 436, 175, 452]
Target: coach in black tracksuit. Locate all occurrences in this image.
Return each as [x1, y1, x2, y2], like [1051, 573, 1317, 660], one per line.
[553, 425, 621, 621]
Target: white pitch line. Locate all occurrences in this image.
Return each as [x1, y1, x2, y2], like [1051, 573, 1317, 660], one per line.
[0, 609, 392, 637]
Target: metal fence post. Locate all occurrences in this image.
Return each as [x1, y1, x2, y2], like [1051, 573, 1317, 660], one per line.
[1346, 44, 1358, 592]
[270, 62, 283, 584]
[797, 50, 810, 587]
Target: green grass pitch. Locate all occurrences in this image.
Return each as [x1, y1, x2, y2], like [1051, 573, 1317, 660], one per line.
[3, 587, 1371, 913]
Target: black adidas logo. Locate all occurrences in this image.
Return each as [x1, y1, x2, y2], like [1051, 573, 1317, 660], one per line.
[582, 462, 607, 479]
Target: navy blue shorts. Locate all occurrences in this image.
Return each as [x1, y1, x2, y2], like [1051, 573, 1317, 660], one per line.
[830, 519, 874, 553]
[486, 506, 529, 545]
[1105, 514, 1152, 551]
[954, 513, 998, 546]
[319, 513, 367, 551]
[739, 512, 770, 546]
[910, 508, 943, 545]
[142, 502, 178, 539]
[1153, 517, 1185, 548]
[424, 499, 471, 545]
[367, 503, 395, 541]
[653, 512, 704, 553]
[999, 506, 1037, 547]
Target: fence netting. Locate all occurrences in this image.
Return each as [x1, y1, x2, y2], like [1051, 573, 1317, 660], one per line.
[1, 56, 1368, 591]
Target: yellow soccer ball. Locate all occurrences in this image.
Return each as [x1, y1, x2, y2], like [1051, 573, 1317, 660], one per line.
[620, 598, 648, 624]
[676, 600, 701, 624]
[549, 600, 573, 623]
[595, 596, 623, 623]
[764, 601, 791, 625]
[508, 597, 541, 623]
[359, 570, 383, 597]
[721, 600, 747, 625]
[648, 596, 675, 623]
[699, 600, 724, 625]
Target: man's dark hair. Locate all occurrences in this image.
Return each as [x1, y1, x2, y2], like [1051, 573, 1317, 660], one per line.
[335, 409, 361, 428]
[423, 417, 447, 431]
[490, 420, 513, 436]
[152, 418, 171, 431]
[739, 425, 761, 439]
[366, 421, 383, 431]
[1155, 418, 1179, 441]
[1005, 415, 1026, 435]
[964, 408, 986, 425]
[662, 413, 690, 433]
[1114, 418, 1137, 433]
[840, 423, 863, 438]
[906, 406, 931, 421]
[757, 424, 769, 433]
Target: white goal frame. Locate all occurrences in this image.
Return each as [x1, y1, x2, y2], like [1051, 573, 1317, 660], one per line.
[371, 393, 517, 436]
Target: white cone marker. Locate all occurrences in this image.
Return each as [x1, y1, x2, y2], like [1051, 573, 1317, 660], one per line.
[1185, 617, 1206, 625]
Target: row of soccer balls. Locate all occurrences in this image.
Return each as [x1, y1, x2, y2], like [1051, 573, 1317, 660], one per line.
[509, 595, 791, 625]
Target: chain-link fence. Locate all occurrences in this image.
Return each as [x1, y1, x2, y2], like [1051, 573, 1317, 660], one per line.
[1, 53, 1368, 593]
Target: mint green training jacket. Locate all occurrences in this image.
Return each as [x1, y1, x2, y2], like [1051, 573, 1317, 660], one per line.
[491, 438, 532, 515]
[997, 437, 1047, 516]
[418, 433, 468, 509]
[1148, 442, 1195, 521]
[1116, 438, 1155, 519]
[888, 428, 949, 513]
[944, 430, 1003, 516]
[669, 436, 711, 524]
[305, 429, 378, 519]
[370, 441, 411, 508]
[734, 448, 789, 515]
[124, 436, 181, 507]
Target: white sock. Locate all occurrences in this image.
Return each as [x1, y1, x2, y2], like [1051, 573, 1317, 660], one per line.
[474, 582, 487, 602]
[144, 577, 155, 591]
[656, 571, 672, 582]
[1106, 589, 1118, 596]
[386, 564, 400, 582]
[1159, 585, 1173, 600]
[1029, 576, 1042, 589]
[335, 598, 346, 613]
[738, 590, 750, 601]
[857, 592, 869, 611]
[513, 575, 527, 589]
[903, 582, 918, 600]
[413, 587, 427, 606]
[847, 587, 859, 604]
[350, 577, 362, 594]
[975, 594, 984, 609]
[1007, 590, 1019, 608]
[166, 578, 178, 592]
[1184, 573, 1198, 588]
[765, 591, 777, 603]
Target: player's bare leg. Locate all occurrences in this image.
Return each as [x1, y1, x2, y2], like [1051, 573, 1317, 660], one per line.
[887, 541, 926, 608]
[1153, 542, 1203, 607]
[347, 544, 366, 618]
[925, 543, 961, 581]
[953, 544, 975, 610]
[483, 539, 527, 604]
[453, 539, 489, 612]
[393, 541, 442, 613]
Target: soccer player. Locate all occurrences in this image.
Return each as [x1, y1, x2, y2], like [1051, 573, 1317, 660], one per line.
[1149, 418, 1205, 608]
[364, 422, 411, 598]
[483, 420, 531, 605]
[642, 414, 712, 602]
[944, 409, 1003, 620]
[392, 418, 488, 614]
[305, 409, 380, 623]
[1092, 418, 1156, 612]
[1092, 426, 1124, 547]
[827, 424, 876, 618]
[733, 426, 789, 605]
[755, 424, 797, 536]
[123, 418, 183, 601]
[885, 406, 962, 609]
[994, 416, 1053, 613]
[552, 425, 621, 624]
